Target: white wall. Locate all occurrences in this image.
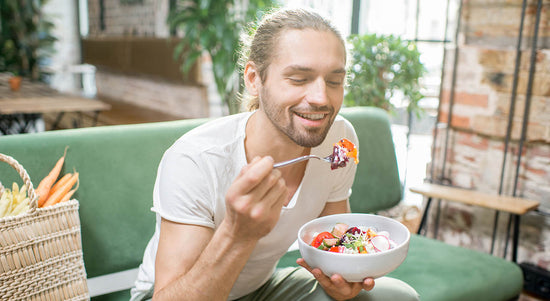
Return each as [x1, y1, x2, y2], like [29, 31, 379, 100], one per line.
[43, 0, 83, 94]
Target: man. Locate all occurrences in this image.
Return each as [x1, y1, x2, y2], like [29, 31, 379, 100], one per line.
[132, 8, 419, 301]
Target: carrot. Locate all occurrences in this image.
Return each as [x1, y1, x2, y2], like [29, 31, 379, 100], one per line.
[47, 173, 73, 199]
[59, 178, 79, 204]
[59, 188, 76, 204]
[36, 146, 68, 207]
[43, 172, 78, 207]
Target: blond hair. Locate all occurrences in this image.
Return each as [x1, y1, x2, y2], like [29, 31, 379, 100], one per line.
[239, 8, 346, 111]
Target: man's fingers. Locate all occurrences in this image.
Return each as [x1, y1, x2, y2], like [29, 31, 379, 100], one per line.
[249, 177, 285, 219]
[296, 258, 309, 270]
[232, 156, 275, 195]
[299, 258, 373, 299]
[238, 156, 261, 175]
[256, 168, 283, 200]
[297, 258, 334, 288]
[330, 274, 347, 286]
[362, 277, 375, 291]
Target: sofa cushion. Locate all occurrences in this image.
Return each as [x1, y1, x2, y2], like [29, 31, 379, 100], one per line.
[339, 107, 402, 213]
[389, 235, 523, 301]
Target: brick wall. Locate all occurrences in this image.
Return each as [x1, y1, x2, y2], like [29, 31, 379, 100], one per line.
[85, 0, 210, 118]
[431, 0, 550, 272]
[87, 0, 169, 37]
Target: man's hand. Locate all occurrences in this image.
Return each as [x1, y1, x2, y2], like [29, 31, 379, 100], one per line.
[224, 156, 287, 242]
[297, 258, 375, 301]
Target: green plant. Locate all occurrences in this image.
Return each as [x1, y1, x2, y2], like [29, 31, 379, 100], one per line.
[0, 0, 56, 80]
[345, 34, 425, 116]
[168, 0, 276, 114]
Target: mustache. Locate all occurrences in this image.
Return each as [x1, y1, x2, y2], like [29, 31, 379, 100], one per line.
[291, 105, 334, 114]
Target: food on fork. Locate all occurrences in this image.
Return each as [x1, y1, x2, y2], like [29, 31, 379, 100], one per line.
[310, 223, 396, 254]
[329, 138, 359, 170]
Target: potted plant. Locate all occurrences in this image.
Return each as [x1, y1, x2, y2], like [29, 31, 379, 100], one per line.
[8, 73, 22, 91]
[167, 0, 275, 114]
[0, 0, 56, 81]
[345, 34, 426, 117]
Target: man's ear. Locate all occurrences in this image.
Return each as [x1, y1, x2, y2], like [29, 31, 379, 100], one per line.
[244, 61, 260, 97]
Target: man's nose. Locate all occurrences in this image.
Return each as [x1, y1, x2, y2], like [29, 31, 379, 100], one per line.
[306, 78, 328, 105]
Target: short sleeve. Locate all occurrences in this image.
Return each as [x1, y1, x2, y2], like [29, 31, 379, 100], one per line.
[326, 119, 359, 203]
[152, 147, 215, 229]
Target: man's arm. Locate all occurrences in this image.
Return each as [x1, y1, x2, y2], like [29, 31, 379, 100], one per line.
[153, 218, 257, 300]
[153, 156, 287, 301]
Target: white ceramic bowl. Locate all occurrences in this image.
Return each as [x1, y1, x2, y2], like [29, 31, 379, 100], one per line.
[298, 213, 410, 282]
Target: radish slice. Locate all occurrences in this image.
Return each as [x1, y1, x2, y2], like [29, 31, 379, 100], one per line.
[378, 231, 390, 238]
[370, 235, 391, 252]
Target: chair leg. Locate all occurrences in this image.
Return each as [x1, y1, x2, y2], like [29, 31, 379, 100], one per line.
[433, 199, 442, 239]
[503, 213, 513, 259]
[417, 197, 433, 235]
[490, 211, 500, 255]
[512, 214, 520, 263]
[503, 213, 520, 263]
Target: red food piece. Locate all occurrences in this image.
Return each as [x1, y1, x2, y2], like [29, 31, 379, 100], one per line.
[311, 231, 335, 248]
[329, 246, 346, 253]
[346, 227, 364, 235]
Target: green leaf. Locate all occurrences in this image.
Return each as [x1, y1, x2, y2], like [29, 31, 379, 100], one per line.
[182, 51, 201, 73]
[167, 0, 276, 114]
[173, 41, 186, 60]
[199, 0, 211, 11]
[346, 33, 426, 114]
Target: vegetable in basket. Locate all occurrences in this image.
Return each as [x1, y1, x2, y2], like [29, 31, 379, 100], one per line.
[36, 146, 68, 207]
[0, 182, 30, 218]
[34, 146, 80, 208]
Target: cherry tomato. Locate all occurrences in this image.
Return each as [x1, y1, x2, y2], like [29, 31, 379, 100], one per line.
[311, 231, 335, 248]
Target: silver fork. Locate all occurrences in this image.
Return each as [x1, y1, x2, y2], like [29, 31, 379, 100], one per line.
[273, 155, 332, 168]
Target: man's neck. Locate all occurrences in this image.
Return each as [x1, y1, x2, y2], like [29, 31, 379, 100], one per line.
[245, 110, 311, 205]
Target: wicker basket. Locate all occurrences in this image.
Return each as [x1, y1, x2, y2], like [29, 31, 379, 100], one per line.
[0, 153, 89, 301]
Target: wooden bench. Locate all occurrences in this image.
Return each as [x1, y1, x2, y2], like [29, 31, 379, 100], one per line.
[410, 183, 540, 262]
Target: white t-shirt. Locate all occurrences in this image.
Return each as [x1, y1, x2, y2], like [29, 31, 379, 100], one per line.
[132, 111, 358, 300]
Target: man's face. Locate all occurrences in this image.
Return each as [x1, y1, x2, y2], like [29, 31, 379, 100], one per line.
[258, 29, 347, 148]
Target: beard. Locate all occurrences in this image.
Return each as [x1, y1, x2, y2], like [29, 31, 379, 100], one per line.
[259, 86, 336, 148]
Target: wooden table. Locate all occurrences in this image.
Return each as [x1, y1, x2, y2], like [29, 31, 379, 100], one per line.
[0, 74, 111, 134]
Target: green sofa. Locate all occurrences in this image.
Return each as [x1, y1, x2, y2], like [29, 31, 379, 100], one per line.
[0, 107, 523, 300]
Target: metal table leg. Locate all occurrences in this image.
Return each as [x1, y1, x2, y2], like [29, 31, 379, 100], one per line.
[52, 112, 65, 130]
[92, 111, 100, 126]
